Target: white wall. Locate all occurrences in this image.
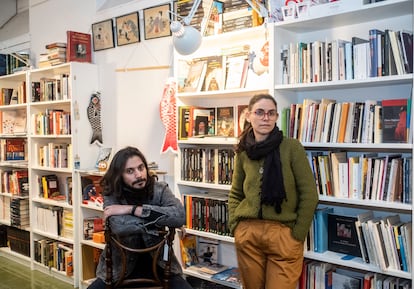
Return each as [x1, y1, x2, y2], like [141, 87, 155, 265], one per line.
[26, 0, 176, 177]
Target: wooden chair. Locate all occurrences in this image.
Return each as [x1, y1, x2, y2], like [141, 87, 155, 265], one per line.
[105, 218, 175, 289]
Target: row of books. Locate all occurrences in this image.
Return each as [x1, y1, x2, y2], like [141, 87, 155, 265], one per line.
[33, 238, 73, 276]
[0, 138, 26, 161]
[0, 53, 29, 76]
[299, 260, 410, 289]
[179, 49, 250, 94]
[32, 109, 71, 136]
[181, 148, 234, 185]
[31, 74, 70, 102]
[1, 110, 27, 135]
[6, 226, 30, 257]
[178, 104, 248, 140]
[281, 98, 411, 144]
[36, 142, 72, 169]
[10, 198, 29, 229]
[309, 209, 412, 273]
[176, 0, 262, 37]
[308, 151, 412, 204]
[0, 83, 26, 105]
[1, 169, 28, 196]
[183, 193, 230, 236]
[37, 174, 72, 204]
[281, 29, 413, 85]
[33, 206, 73, 238]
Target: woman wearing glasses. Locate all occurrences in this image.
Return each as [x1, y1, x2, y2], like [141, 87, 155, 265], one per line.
[228, 93, 319, 289]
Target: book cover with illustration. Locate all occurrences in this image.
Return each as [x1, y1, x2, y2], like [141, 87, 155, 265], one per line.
[382, 98, 408, 143]
[216, 106, 234, 137]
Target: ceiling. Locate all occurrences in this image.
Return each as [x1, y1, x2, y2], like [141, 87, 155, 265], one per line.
[0, 0, 17, 29]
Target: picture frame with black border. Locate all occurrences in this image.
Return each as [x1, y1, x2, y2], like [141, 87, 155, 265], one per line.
[116, 12, 140, 46]
[92, 19, 115, 51]
[143, 3, 172, 40]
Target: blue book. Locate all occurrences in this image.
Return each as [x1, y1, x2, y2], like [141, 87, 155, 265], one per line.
[314, 207, 334, 253]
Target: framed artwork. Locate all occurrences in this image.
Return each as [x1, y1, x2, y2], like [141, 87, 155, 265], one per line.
[116, 12, 140, 46]
[92, 19, 115, 51]
[143, 4, 172, 40]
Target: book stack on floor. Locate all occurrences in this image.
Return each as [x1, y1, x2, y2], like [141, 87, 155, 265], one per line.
[38, 42, 67, 68]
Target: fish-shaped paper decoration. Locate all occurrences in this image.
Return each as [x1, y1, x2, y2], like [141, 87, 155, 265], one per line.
[160, 78, 177, 154]
[87, 92, 103, 145]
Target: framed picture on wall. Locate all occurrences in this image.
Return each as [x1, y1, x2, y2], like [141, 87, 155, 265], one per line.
[143, 4, 172, 40]
[92, 19, 115, 51]
[116, 12, 140, 46]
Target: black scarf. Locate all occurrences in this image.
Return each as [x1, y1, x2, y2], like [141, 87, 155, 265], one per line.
[244, 126, 286, 213]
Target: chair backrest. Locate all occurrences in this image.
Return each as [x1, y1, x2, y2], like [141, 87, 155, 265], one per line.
[104, 218, 175, 289]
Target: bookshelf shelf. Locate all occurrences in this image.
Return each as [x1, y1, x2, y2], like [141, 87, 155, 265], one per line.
[274, 74, 413, 91]
[275, 0, 411, 32]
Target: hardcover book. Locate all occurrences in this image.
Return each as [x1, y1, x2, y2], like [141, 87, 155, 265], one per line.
[178, 106, 191, 140]
[216, 106, 234, 137]
[381, 98, 408, 143]
[183, 59, 207, 93]
[237, 104, 248, 137]
[66, 31, 92, 63]
[201, 55, 224, 91]
[327, 213, 362, 258]
[179, 234, 198, 268]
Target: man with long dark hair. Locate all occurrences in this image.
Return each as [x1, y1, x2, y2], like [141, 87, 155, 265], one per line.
[87, 146, 192, 289]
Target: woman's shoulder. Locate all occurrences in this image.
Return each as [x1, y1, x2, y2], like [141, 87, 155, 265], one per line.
[281, 137, 303, 148]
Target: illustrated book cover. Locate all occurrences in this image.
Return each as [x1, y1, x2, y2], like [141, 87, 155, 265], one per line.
[216, 106, 235, 137]
[180, 234, 199, 268]
[201, 55, 225, 91]
[66, 31, 92, 63]
[183, 59, 207, 93]
[327, 213, 362, 258]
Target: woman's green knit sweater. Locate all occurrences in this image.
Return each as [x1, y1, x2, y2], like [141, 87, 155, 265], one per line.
[228, 138, 319, 242]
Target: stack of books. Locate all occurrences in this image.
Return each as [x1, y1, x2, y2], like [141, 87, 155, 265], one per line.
[38, 42, 67, 68]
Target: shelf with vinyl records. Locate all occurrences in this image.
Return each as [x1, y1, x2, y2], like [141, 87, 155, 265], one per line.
[270, 0, 413, 286]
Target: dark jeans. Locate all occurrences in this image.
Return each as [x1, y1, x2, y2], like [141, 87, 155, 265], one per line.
[87, 274, 193, 289]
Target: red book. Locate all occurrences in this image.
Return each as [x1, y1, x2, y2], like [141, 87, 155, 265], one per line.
[66, 31, 92, 63]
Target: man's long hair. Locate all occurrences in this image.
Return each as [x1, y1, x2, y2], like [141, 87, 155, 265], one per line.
[100, 146, 155, 198]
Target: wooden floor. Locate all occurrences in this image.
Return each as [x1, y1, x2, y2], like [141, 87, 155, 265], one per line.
[0, 256, 75, 289]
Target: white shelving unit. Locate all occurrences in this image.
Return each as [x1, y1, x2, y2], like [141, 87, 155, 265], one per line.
[76, 169, 105, 289]
[0, 62, 99, 287]
[270, 0, 413, 286]
[174, 24, 269, 288]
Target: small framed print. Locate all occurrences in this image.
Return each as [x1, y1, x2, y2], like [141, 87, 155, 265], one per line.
[282, 5, 296, 21]
[296, 2, 310, 18]
[92, 19, 115, 51]
[116, 12, 140, 46]
[143, 3, 172, 40]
